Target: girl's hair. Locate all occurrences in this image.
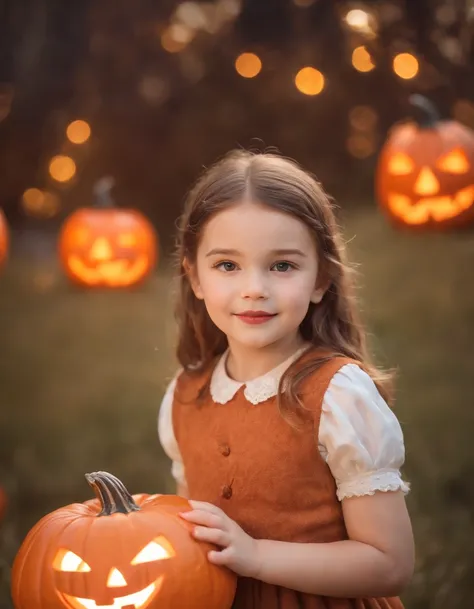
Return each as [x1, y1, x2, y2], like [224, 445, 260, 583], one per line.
[174, 149, 393, 424]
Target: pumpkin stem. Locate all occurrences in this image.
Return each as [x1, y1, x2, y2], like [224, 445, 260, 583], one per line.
[93, 176, 115, 208]
[409, 94, 441, 127]
[85, 471, 141, 515]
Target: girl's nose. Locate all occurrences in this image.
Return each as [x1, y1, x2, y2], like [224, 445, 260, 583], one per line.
[240, 271, 268, 300]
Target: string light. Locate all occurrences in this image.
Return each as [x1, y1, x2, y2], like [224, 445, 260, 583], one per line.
[393, 53, 419, 79]
[66, 120, 91, 144]
[235, 53, 262, 78]
[49, 156, 76, 183]
[295, 67, 324, 96]
[22, 189, 60, 217]
[161, 24, 193, 53]
[351, 46, 375, 72]
[344, 8, 377, 37]
[347, 133, 376, 158]
[349, 106, 378, 131]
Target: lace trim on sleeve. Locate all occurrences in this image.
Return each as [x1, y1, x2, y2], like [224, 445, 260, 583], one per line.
[336, 468, 410, 501]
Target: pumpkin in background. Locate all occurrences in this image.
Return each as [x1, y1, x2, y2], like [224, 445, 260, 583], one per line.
[376, 94, 474, 229]
[58, 178, 157, 287]
[11, 471, 236, 609]
[0, 209, 8, 269]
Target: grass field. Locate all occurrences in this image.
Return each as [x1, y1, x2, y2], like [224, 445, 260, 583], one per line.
[1, 208, 474, 608]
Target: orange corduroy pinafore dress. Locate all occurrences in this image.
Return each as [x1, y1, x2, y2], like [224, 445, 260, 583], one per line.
[172, 353, 404, 609]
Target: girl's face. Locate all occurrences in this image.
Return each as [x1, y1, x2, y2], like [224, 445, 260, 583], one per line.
[188, 201, 325, 353]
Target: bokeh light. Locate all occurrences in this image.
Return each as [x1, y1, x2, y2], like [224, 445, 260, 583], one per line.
[346, 133, 376, 158]
[22, 189, 61, 218]
[66, 120, 91, 144]
[235, 53, 262, 78]
[352, 46, 375, 72]
[161, 24, 194, 53]
[294, 67, 324, 96]
[49, 156, 76, 183]
[393, 52, 419, 79]
[349, 105, 378, 131]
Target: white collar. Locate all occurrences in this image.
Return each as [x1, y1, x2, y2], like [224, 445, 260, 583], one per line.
[210, 345, 311, 405]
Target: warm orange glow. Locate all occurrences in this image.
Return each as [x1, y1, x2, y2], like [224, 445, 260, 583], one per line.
[67, 120, 91, 144]
[53, 549, 91, 572]
[351, 46, 375, 72]
[346, 134, 376, 158]
[22, 189, 60, 217]
[349, 106, 378, 130]
[131, 537, 175, 564]
[235, 53, 262, 78]
[49, 156, 76, 183]
[107, 568, 127, 587]
[436, 149, 470, 173]
[393, 53, 419, 79]
[414, 167, 440, 195]
[388, 153, 415, 175]
[345, 9, 370, 30]
[387, 186, 474, 224]
[161, 25, 193, 53]
[295, 67, 324, 96]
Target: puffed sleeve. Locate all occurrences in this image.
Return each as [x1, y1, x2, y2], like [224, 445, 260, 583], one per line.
[319, 364, 410, 501]
[157, 371, 187, 486]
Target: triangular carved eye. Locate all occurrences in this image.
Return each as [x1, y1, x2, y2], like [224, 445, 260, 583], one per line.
[388, 153, 414, 175]
[107, 568, 127, 587]
[436, 149, 469, 173]
[53, 549, 91, 572]
[131, 536, 176, 564]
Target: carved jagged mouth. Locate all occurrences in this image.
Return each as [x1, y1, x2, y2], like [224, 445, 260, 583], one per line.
[61, 577, 163, 609]
[67, 256, 149, 286]
[387, 185, 474, 224]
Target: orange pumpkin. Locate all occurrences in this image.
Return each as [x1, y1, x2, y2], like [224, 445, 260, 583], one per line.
[58, 178, 157, 288]
[0, 209, 8, 269]
[376, 95, 474, 229]
[11, 471, 236, 609]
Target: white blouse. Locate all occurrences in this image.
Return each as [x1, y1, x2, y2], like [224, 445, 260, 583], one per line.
[158, 348, 410, 501]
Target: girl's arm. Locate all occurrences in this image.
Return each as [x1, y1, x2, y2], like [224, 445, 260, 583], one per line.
[255, 490, 414, 598]
[182, 490, 414, 598]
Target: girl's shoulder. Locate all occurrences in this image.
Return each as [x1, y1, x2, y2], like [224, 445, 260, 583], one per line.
[295, 348, 365, 396]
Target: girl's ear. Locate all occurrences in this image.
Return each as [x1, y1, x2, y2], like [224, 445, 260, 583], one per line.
[310, 272, 330, 304]
[310, 286, 326, 304]
[183, 257, 204, 300]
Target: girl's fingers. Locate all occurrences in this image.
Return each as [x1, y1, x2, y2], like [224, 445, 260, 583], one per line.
[208, 547, 233, 565]
[180, 509, 224, 529]
[193, 526, 230, 547]
[188, 500, 223, 515]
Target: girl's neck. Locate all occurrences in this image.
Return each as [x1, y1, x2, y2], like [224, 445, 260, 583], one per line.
[225, 335, 307, 382]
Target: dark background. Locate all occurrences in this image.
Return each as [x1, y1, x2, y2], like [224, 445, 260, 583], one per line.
[1, 1, 474, 608]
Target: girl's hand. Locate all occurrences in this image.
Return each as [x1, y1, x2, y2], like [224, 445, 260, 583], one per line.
[180, 500, 261, 578]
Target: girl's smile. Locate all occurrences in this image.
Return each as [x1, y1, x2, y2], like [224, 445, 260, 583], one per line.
[234, 310, 277, 324]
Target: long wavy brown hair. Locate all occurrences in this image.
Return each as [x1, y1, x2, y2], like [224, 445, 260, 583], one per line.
[173, 149, 394, 425]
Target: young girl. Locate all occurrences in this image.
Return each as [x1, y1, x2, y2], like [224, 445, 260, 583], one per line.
[158, 150, 414, 609]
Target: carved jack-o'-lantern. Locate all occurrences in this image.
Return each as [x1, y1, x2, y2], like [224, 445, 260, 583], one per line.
[11, 472, 236, 609]
[0, 209, 8, 269]
[376, 95, 474, 229]
[58, 178, 157, 288]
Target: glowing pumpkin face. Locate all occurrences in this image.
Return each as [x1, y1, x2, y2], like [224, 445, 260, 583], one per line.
[0, 209, 8, 269]
[11, 472, 236, 609]
[58, 209, 157, 288]
[52, 532, 175, 609]
[377, 96, 474, 229]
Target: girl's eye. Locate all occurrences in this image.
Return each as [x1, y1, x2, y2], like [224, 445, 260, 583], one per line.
[272, 261, 295, 272]
[215, 261, 237, 272]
